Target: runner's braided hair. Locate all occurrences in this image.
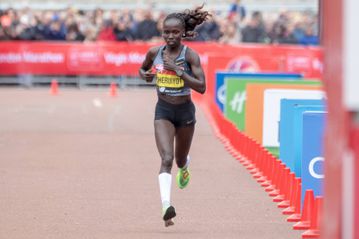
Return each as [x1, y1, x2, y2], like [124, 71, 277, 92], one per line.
[164, 5, 211, 38]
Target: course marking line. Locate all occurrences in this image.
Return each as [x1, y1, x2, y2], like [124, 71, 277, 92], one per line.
[93, 98, 103, 108]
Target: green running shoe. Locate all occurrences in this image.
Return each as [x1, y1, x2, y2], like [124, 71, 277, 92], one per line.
[176, 167, 190, 189]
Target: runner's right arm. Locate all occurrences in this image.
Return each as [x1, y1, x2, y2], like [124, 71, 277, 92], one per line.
[139, 47, 160, 82]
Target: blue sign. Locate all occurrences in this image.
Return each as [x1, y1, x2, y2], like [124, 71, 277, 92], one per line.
[279, 99, 325, 169]
[293, 105, 326, 176]
[301, 111, 326, 205]
[215, 72, 302, 112]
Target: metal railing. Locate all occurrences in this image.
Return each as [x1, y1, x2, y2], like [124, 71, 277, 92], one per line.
[0, 75, 155, 88]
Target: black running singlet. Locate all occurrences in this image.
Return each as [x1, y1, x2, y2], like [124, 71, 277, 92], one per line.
[152, 45, 192, 96]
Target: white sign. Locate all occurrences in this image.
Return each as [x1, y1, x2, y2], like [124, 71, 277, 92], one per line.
[344, 0, 359, 110]
[262, 89, 325, 147]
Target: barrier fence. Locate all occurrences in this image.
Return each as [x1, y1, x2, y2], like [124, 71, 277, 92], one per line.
[197, 97, 323, 238]
[0, 42, 323, 78]
[192, 63, 326, 238]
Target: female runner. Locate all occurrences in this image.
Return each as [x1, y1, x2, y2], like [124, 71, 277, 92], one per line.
[139, 6, 209, 227]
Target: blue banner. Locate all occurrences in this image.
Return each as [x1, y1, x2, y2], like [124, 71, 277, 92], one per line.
[293, 105, 326, 176]
[301, 111, 326, 205]
[279, 99, 325, 169]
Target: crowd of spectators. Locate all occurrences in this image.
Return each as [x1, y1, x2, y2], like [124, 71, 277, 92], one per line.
[0, 1, 319, 45]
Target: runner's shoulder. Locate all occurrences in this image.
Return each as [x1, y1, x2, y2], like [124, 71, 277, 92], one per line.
[185, 46, 200, 63]
[148, 46, 162, 58]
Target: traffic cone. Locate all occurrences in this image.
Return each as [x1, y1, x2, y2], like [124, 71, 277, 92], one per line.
[301, 196, 322, 238]
[293, 190, 314, 230]
[273, 167, 290, 203]
[266, 160, 281, 194]
[287, 179, 302, 222]
[269, 162, 285, 197]
[282, 177, 300, 215]
[50, 79, 58, 95]
[109, 82, 118, 97]
[278, 172, 295, 208]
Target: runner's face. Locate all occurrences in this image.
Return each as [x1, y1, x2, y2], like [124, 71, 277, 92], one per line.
[162, 18, 184, 47]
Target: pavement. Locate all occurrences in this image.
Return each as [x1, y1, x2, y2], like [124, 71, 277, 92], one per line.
[0, 88, 302, 239]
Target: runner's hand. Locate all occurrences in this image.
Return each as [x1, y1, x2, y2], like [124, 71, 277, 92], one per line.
[163, 54, 179, 72]
[142, 69, 155, 82]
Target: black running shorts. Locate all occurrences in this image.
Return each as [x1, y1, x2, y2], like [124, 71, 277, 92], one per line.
[155, 98, 196, 128]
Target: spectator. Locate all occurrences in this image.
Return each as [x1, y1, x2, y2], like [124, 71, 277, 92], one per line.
[269, 24, 297, 44]
[114, 20, 134, 42]
[97, 19, 116, 41]
[0, 6, 320, 46]
[43, 19, 66, 41]
[134, 9, 160, 41]
[83, 24, 97, 42]
[219, 21, 240, 44]
[0, 25, 10, 40]
[192, 17, 221, 42]
[147, 11, 166, 43]
[0, 9, 13, 28]
[66, 22, 85, 41]
[292, 21, 306, 42]
[229, 0, 246, 22]
[241, 11, 267, 43]
[299, 24, 319, 45]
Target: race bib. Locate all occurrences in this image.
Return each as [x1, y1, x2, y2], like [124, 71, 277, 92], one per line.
[156, 73, 184, 88]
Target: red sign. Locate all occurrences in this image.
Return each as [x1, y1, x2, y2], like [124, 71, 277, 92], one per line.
[0, 42, 323, 79]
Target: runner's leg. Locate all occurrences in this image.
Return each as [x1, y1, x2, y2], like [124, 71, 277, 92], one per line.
[175, 124, 195, 168]
[155, 119, 175, 174]
[155, 119, 176, 226]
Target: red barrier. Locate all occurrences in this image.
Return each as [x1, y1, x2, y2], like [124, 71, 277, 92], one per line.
[269, 163, 286, 197]
[265, 162, 281, 197]
[248, 142, 261, 174]
[302, 196, 322, 238]
[287, 180, 302, 222]
[353, 128, 359, 239]
[265, 159, 281, 195]
[294, 190, 314, 230]
[322, 0, 348, 237]
[0, 42, 323, 79]
[277, 172, 295, 208]
[259, 152, 272, 188]
[273, 167, 290, 203]
[282, 177, 301, 215]
[264, 156, 280, 193]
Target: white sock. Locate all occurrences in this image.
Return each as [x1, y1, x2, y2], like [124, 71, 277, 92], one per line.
[158, 173, 172, 208]
[183, 155, 191, 169]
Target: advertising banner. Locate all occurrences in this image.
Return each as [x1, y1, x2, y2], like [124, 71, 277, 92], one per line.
[292, 105, 326, 176]
[301, 111, 326, 205]
[279, 99, 325, 169]
[224, 79, 318, 131]
[215, 72, 302, 112]
[244, 83, 322, 143]
[262, 89, 325, 148]
[0, 42, 323, 80]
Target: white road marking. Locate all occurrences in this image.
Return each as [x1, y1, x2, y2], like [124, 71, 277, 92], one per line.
[93, 98, 103, 108]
